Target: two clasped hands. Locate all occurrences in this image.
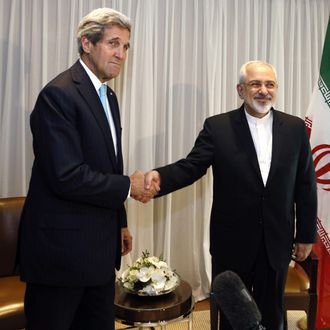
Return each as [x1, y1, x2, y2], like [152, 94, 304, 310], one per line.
[129, 170, 161, 203]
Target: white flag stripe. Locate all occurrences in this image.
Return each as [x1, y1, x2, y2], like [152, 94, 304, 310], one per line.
[305, 72, 330, 256]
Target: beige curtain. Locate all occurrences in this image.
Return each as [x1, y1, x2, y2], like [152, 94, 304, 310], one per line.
[1, 0, 329, 300]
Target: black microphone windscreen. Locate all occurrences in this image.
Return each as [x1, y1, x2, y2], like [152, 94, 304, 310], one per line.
[212, 270, 262, 330]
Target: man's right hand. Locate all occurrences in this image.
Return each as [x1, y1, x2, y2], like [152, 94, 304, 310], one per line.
[144, 170, 161, 193]
[130, 170, 160, 203]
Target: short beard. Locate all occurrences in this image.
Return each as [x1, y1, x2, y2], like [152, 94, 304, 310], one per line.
[252, 99, 273, 114]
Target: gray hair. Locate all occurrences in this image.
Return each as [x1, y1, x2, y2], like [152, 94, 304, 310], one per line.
[238, 60, 278, 84]
[77, 8, 131, 55]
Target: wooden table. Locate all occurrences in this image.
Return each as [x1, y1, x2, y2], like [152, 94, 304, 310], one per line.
[114, 279, 194, 329]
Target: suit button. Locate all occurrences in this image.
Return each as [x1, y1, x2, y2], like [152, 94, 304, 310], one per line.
[258, 218, 263, 224]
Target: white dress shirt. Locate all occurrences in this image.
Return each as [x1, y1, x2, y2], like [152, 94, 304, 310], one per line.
[79, 59, 117, 155]
[79, 59, 131, 199]
[245, 109, 273, 186]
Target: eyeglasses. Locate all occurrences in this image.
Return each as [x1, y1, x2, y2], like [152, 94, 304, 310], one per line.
[243, 80, 277, 90]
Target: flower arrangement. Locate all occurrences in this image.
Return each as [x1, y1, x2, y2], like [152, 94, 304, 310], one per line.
[119, 250, 180, 296]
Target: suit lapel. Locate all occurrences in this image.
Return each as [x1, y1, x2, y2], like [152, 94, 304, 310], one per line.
[107, 87, 124, 173]
[233, 106, 263, 183]
[234, 107, 285, 187]
[267, 109, 284, 186]
[71, 61, 119, 171]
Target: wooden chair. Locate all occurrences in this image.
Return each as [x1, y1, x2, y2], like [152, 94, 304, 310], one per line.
[284, 251, 318, 330]
[210, 252, 318, 330]
[0, 197, 26, 330]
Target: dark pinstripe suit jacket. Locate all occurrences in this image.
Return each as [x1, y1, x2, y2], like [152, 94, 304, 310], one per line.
[19, 60, 130, 286]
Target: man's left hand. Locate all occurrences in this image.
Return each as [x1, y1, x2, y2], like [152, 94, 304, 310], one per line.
[121, 227, 132, 255]
[293, 243, 313, 261]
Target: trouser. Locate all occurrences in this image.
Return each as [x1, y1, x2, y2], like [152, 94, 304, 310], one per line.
[24, 277, 115, 330]
[212, 240, 288, 330]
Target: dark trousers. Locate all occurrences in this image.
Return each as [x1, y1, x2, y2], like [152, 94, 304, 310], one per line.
[24, 277, 116, 330]
[212, 241, 288, 330]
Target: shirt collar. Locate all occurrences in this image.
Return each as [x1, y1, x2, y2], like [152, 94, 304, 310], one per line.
[79, 58, 105, 93]
[244, 107, 273, 126]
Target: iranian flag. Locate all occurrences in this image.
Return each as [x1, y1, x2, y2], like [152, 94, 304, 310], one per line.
[305, 16, 330, 329]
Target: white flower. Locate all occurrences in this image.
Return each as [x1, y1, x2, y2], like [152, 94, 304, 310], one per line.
[142, 284, 155, 295]
[119, 250, 179, 295]
[136, 267, 153, 282]
[164, 273, 178, 290]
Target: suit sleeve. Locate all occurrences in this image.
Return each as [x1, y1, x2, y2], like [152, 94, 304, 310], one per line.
[294, 120, 317, 243]
[31, 84, 130, 209]
[156, 118, 214, 196]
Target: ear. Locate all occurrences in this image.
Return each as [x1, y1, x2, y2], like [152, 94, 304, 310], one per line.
[236, 84, 244, 99]
[81, 36, 92, 54]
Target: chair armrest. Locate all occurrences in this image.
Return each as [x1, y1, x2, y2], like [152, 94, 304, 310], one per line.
[294, 250, 318, 292]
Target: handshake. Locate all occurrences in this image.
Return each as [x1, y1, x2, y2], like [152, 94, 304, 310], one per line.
[129, 170, 161, 203]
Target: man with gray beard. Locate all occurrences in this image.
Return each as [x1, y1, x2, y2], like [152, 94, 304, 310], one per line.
[145, 61, 317, 330]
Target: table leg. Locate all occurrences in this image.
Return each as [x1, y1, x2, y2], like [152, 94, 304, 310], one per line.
[188, 313, 193, 330]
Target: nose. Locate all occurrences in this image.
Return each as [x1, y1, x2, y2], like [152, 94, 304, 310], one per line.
[115, 46, 126, 60]
[259, 84, 268, 95]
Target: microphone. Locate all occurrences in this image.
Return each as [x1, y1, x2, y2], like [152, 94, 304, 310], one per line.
[212, 270, 266, 330]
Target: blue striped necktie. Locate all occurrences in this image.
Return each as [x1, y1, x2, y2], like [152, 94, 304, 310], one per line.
[98, 84, 117, 155]
[99, 84, 111, 121]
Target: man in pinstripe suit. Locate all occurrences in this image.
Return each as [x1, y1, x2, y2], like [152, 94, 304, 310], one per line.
[19, 8, 156, 330]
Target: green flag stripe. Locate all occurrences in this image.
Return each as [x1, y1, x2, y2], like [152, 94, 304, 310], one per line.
[318, 77, 330, 107]
[320, 16, 330, 87]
